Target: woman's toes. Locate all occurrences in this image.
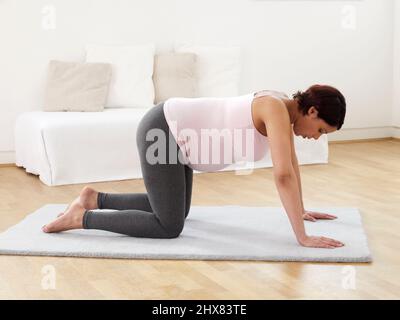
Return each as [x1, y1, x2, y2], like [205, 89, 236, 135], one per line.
[42, 217, 64, 233]
[43, 203, 85, 233]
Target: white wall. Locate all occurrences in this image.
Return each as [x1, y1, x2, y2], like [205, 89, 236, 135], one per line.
[393, 0, 400, 138]
[0, 0, 396, 163]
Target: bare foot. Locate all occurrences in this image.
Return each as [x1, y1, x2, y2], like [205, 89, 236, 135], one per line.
[57, 186, 98, 218]
[42, 201, 86, 233]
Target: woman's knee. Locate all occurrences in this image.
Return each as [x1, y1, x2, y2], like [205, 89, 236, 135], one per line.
[162, 221, 184, 238]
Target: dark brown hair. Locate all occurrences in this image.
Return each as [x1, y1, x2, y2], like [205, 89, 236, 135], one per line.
[292, 84, 346, 130]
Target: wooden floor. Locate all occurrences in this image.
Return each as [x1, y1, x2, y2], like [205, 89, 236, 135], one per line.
[0, 139, 399, 299]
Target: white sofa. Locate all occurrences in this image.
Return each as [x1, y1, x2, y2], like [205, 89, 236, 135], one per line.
[15, 107, 329, 186]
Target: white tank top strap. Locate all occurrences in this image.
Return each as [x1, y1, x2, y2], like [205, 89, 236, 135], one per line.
[254, 90, 289, 99]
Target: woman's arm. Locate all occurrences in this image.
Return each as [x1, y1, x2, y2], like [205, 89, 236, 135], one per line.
[274, 167, 307, 242]
[261, 97, 344, 248]
[290, 127, 338, 222]
[289, 129, 305, 214]
[293, 161, 305, 212]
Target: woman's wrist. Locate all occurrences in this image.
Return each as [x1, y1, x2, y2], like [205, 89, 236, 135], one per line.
[296, 233, 308, 244]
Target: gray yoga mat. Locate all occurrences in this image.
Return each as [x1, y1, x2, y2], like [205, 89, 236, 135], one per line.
[0, 205, 372, 262]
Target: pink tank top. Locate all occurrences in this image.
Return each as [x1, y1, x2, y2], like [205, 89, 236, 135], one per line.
[163, 90, 280, 172]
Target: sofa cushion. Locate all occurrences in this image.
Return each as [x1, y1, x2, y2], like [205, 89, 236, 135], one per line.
[85, 43, 155, 108]
[43, 60, 112, 112]
[175, 44, 242, 97]
[153, 53, 197, 104]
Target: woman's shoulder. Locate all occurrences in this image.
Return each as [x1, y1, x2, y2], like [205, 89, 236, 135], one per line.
[252, 90, 286, 111]
[253, 89, 289, 100]
[252, 91, 289, 126]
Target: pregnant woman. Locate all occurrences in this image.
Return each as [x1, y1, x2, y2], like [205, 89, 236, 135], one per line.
[43, 84, 346, 249]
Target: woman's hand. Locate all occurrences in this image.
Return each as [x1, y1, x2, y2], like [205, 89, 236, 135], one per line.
[303, 210, 337, 222]
[298, 235, 344, 249]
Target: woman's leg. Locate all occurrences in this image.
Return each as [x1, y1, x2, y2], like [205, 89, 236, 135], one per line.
[82, 103, 192, 238]
[97, 192, 153, 212]
[97, 163, 193, 218]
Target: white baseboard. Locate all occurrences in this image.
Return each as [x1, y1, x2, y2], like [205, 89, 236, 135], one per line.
[0, 151, 16, 165]
[328, 126, 398, 142]
[393, 126, 400, 139]
[1, 127, 399, 165]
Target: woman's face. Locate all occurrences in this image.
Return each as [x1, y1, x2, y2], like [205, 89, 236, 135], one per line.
[293, 106, 337, 140]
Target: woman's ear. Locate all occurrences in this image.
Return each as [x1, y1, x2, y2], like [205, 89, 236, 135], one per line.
[308, 106, 319, 118]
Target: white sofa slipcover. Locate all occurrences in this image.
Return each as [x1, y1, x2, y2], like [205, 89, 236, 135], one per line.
[15, 108, 329, 186]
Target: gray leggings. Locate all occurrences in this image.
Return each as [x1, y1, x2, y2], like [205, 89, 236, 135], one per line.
[82, 102, 193, 238]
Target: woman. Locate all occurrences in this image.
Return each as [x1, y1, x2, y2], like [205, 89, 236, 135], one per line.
[43, 84, 346, 249]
